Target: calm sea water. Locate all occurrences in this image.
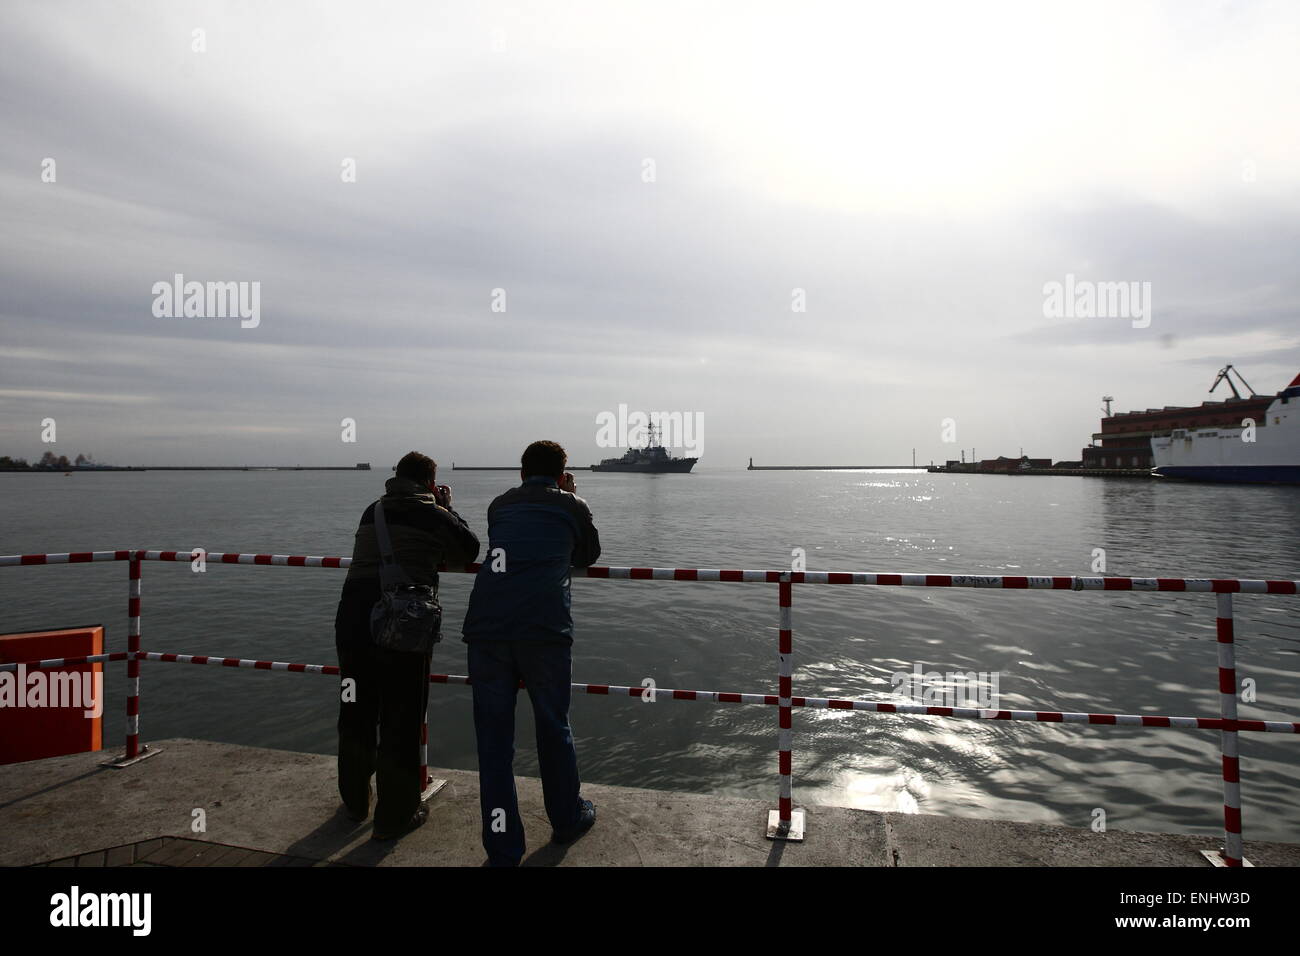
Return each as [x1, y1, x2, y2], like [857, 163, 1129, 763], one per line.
[2, 468, 1298, 842]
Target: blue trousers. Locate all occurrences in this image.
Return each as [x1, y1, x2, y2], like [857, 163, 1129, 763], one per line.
[467, 640, 583, 865]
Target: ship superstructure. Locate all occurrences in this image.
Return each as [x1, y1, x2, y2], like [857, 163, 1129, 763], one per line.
[590, 420, 698, 473]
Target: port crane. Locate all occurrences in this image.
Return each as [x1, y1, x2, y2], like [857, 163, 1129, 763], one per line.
[1209, 365, 1257, 400]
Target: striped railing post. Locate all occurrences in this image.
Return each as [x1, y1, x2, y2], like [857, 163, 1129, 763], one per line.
[1215, 593, 1244, 866]
[779, 575, 792, 822]
[126, 553, 143, 759]
[418, 661, 446, 801]
[767, 572, 804, 839]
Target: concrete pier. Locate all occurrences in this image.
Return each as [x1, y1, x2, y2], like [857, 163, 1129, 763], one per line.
[3, 738, 1297, 867]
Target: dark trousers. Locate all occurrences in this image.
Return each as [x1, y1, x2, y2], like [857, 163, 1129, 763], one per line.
[336, 638, 431, 834]
[468, 640, 583, 865]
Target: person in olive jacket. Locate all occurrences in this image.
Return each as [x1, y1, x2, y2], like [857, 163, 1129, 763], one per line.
[334, 450, 479, 840]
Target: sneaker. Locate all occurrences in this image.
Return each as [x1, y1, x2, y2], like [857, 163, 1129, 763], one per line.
[372, 805, 429, 841]
[551, 799, 595, 845]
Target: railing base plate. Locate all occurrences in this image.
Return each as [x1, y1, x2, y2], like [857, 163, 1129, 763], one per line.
[419, 777, 448, 802]
[766, 808, 806, 841]
[1200, 849, 1253, 867]
[102, 745, 162, 769]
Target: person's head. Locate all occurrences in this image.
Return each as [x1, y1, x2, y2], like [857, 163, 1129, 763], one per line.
[520, 440, 566, 482]
[395, 450, 436, 490]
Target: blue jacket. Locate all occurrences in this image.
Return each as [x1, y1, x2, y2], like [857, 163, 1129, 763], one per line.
[462, 477, 601, 644]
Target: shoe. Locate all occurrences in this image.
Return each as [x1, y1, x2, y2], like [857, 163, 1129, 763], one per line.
[372, 805, 428, 841]
[551, 799, 595, 845]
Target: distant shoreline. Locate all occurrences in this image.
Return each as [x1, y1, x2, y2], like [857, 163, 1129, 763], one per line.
[0, 465, 371, 473]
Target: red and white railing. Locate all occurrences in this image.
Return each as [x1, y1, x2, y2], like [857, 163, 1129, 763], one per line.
[2, 548, 1298, 864]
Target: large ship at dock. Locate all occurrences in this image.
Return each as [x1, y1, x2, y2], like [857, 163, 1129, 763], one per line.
[590, 421, 698, 473]
[1151, 368, 1300, 484]
[1081, 365, 1280, 472]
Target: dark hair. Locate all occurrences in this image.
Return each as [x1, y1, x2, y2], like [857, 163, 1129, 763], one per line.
[395, 451, 436, 485]
[521, 440, 566, 479]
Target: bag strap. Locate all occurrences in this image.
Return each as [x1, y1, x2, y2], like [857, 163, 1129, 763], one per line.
[372, 498, 414, 590]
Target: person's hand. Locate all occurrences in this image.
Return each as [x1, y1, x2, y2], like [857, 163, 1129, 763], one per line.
[434, 484, 453, 509]
[559, 472, 576, 494]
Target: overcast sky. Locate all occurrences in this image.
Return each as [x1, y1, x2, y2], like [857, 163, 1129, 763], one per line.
[2, 0, 1298, 468]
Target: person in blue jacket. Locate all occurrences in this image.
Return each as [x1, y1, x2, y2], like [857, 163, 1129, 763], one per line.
[461, 439, 602, 866]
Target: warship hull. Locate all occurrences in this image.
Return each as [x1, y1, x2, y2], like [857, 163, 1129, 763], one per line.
[590, 457, 698, 473]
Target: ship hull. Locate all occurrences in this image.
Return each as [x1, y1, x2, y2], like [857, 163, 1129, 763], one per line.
[590, 458, 697, 473]
[1153, 465, 1300, 484]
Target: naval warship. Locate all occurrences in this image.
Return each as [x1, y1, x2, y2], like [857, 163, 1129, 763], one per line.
[590, 420, 698, 473]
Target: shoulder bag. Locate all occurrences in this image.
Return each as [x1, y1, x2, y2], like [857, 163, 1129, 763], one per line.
[369, 498, 442, 654]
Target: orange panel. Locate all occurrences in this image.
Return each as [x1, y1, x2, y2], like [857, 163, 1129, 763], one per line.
[0, 626, 104, 764]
